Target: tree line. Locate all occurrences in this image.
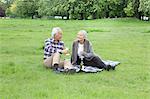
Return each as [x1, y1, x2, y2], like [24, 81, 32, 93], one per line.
[0, 0, 150, 19]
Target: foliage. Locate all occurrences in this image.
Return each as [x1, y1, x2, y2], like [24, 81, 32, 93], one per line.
[2, 0, 150, 19]
[124, 2, 134, 17]
[6, 0, 39, 18]
[139, 0, 150, 16]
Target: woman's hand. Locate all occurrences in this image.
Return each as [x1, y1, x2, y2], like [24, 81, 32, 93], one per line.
[80, 51, 93, 58]
[80, 51, 87, 56]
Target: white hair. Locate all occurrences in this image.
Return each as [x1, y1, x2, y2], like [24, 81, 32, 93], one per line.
[79, 30, 88, 39]
[51, 27, 62, 37]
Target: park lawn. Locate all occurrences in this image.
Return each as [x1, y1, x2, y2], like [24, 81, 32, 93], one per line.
[0, 18, 150, 99]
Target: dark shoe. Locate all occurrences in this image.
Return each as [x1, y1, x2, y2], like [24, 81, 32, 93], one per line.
[52, 64, 59, 71]
[111, 65, 116, 70]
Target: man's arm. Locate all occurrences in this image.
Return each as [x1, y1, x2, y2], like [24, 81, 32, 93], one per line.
[44, 39, 53, 53]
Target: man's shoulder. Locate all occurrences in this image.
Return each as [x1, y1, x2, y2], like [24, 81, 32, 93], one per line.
[85, 39, 91, 44]
[45, 38, 52, 42]
[59, 40, 64, 45]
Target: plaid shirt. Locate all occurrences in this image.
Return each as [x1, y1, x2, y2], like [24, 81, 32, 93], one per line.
[44, 38, 64, 60]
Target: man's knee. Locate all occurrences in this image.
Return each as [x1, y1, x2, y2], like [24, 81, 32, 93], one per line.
[43, 60, 52, 68]
[52, 52, 61, 65]
[53, 52, 61, 58]
[43, 56, 53, 68]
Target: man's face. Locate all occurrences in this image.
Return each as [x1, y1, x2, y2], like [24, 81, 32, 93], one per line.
[54, 32, 62, 41]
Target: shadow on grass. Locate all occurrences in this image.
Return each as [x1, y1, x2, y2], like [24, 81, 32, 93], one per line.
[142, 30, 150, 33]
[87, 29, 110, 33]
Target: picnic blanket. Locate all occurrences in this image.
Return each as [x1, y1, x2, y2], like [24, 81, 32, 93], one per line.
[56, 60, 120, 73]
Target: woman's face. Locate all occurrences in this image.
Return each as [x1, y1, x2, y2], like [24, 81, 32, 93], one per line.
[77, 32, 84, 42]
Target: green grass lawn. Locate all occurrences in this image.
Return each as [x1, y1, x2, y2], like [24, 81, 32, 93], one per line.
[0, 18, 150, 99]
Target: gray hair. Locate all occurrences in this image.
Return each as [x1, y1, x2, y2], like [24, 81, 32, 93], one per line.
[78, 30, 88, 39]
[51, 27, 62, 37]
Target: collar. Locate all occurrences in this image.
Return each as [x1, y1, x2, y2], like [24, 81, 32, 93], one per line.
[51, 38, 60, 43]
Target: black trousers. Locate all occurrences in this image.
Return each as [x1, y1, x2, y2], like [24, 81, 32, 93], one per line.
[76, 56, 106, 69]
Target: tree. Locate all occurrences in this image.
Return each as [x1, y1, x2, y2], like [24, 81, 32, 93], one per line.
[69, 0, 102, 19]
[133, 0, 141, 19]
[139, 0, 150, 17]
[0, 7, 5, 17]
[38, 0, 70, 19]
[10, 0, 39, 18]
[119, 0, 128, 17]
[86, 0, 101, 19]
[0, 1, 6, 17]
[3, 0, 149, 19]
[124, 2, 134, 17]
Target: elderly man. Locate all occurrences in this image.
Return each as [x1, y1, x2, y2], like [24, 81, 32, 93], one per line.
[43, 27, 68, 70]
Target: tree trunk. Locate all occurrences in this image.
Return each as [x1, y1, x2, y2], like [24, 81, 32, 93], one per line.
[80, 13, 84, 20]
[31, 15, 34, 19]
[67, 13, 69, 20]
[133, 0, 141, 19]
[92, 12, 97, 19]
[0, 7, 5, 17]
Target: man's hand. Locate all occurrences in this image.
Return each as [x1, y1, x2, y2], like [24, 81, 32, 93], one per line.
[61, 48, 69, 54]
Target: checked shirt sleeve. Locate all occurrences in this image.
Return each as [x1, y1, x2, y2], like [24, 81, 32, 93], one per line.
[44, 39, 52, 52]
[44, 39, 53, 59]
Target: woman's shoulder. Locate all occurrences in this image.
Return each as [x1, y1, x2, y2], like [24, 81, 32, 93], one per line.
[85, 39, 91, 44]
[72, 40, 78, 44]
[85, 39, 90, 42]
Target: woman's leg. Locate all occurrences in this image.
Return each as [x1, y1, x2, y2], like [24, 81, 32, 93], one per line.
[83, 56, 107, 69]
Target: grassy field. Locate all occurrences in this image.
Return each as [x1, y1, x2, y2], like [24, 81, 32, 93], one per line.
[0, 18, 150, 99]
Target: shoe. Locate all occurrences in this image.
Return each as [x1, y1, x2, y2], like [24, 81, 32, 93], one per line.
[104, 65, 111, 71]
[111, 65, 116, 70]
[64, 68, 76, 74]
[52, 64, 59, 71]
[54, 69, 61, 74]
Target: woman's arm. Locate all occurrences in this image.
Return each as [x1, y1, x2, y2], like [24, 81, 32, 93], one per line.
[71, 41, 77, 65]
[81, 42, 95, 58]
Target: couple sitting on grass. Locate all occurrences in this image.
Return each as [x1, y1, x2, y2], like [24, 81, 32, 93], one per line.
[43, 27, 120, 73]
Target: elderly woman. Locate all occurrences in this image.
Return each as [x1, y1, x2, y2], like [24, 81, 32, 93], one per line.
[71, 30, 110, 71]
